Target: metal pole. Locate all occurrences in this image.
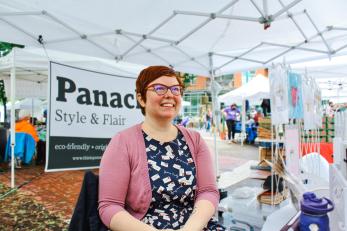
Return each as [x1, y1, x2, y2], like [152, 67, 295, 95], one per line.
[241, 99, 246, 146]
[209, 53, 219, 178]
[10, 48, 16, 188]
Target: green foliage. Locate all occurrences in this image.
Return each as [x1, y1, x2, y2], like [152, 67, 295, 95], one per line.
[183, 73, 196, 87]
[0, 80, 7, 105]
[0, 42, 13, 57]
[0, 41, 25, 57]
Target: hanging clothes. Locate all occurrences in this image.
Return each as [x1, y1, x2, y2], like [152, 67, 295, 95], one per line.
[260, 99, 271, 117]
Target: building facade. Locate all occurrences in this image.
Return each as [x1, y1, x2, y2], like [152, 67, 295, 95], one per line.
[180, 69, 268, 117]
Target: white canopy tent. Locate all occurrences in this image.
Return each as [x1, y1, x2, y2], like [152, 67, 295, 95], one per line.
[1, 0, 347, 186]
[218, 75, 269, 105]
[218, 75, 269, 146]
[0, 48, 145, 99]
[291, 54, 347, 103]
[0, 0, 347, 76]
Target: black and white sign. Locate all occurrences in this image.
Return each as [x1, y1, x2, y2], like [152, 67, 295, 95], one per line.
[47, 62, 142, 171]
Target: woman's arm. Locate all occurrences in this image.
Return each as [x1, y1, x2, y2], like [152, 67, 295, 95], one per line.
[182, 199, 215, 231]
[109, 211, 158, 231]
[99, 133, 157, 230]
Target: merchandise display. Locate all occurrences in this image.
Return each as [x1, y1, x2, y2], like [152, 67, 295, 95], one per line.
[288, 72, 304, 119]
[302, 76, 316, 130]
[269, 64, 289, 125]
[257, 117, 273, 139]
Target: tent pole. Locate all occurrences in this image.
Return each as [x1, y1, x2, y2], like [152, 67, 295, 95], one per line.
[10, 47, 16, 188]
[209, 53, 219, 178]
[241, 99, 246, 146]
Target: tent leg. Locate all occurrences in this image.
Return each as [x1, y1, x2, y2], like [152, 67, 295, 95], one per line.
[209, 53, 219, 178]
[10, 48, 16, 188]
[241, 99, 246, 146]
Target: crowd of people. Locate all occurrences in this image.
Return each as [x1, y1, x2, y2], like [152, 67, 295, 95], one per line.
[173, 102, 266, 145]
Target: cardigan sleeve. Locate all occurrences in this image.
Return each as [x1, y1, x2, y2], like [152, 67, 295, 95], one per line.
[194, 132, 220, 210]
[98, 133, 131, 227]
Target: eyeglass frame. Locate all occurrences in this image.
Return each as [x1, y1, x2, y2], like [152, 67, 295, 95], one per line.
[145, 83, 184, 96]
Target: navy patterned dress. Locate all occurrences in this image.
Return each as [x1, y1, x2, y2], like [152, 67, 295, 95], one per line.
[141, 130, 225, 230]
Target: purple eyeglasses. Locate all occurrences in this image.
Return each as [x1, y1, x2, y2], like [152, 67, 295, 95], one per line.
[146, 84, 183, 96]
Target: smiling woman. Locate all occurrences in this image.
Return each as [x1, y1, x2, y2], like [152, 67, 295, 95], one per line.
[98, 66, 225, 231]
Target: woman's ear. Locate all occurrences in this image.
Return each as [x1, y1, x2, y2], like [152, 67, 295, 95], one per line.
[136, 93, 146, 107]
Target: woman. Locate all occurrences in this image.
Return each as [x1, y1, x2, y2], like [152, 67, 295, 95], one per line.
[98, 66, 225, 231]
[223, 103, 239, 143]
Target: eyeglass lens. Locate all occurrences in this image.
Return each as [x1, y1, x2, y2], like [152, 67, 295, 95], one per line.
[152, 84, 182, 95]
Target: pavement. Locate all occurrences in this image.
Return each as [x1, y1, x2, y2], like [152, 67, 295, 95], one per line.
[0, 129, 259, 222]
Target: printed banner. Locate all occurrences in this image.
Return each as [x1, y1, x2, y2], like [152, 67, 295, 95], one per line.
[47, 62, 142, 171]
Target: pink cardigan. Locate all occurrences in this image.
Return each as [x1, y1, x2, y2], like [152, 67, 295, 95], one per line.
[98, 123, 219, 227]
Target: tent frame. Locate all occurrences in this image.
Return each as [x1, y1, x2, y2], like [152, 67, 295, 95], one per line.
[2, 0, 347, 179]
[1, 0, 347, 73]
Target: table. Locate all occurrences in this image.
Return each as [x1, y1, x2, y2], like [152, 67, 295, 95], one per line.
[218, 161, 292, 230]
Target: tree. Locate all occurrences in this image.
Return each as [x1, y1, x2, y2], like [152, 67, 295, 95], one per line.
[0, 80, 7, 125]
[0, 41, 25, 126]
[182, 73, 196, 88]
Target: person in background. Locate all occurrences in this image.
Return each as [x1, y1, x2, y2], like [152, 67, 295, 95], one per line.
[223, 103, 240, 143]
[10, 110, 39, 168]
[98, 66, 224, 231]
[245, 115, 256, 144]
[253, 107, 264, 125]
[16, 110, 39, 143]
[325, 101, 335, 117]
[205, 109, 212, 132]
[246, 114, 255, 126]
[35, 110, 47, 165]
[249, 106, 257, 119]
[180, 116, 190, 127]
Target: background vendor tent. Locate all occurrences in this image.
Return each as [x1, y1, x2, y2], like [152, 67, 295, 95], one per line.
[0, 48, 145, 99]
[292, 54, 347, 103]
[218, 75, 269, 105]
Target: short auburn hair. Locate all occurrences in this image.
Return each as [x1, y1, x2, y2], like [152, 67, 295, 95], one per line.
[136, 66, 184, 115]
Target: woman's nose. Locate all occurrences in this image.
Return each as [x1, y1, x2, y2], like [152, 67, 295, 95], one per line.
[164, 88, 175, 97]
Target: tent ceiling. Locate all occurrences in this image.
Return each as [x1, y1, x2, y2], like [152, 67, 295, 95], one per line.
[1, 0, 347, 76]
[0, 48, 145, 99]
[291, 54, 347, 99]
[0, 48, 145, 83]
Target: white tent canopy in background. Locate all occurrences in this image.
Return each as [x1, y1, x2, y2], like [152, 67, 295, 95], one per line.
[218, 75, 269, 105]
[2, 97, 45, 122]
[15, 97, 43, 110]
[0, 0, 347, 76]
[291, 54, 347, 103]
[2, 78, 47, 99]
[0, 48, 145, 99]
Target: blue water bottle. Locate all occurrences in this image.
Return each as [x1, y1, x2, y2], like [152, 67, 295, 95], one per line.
[299, 192, 334, 231]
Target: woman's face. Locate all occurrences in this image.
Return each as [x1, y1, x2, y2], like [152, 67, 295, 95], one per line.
[139, 76, 182, 121]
